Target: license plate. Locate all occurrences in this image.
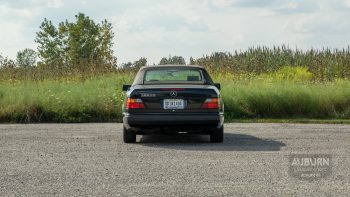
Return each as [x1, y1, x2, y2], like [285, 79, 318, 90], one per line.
[163, 99, 184, 109]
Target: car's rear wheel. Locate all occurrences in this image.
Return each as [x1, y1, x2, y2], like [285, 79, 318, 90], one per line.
[123, 126, 136, 143]
[210, 125, 224, 143]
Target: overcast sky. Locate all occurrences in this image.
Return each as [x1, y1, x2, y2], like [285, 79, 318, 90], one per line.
[1, 0, 350, 65]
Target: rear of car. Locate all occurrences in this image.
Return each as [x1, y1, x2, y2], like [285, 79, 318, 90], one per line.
[122, 65, 224, 143]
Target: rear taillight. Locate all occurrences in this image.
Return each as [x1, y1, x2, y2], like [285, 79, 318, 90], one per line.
[127, 98, 145, 109]
[201, 98, 220, 109]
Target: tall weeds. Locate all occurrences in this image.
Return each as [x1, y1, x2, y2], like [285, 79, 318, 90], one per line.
[1, 46, 350, 122]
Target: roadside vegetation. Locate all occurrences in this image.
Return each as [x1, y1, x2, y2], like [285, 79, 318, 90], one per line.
[1, 13, 350, 123]
[1, 65, 350, 123]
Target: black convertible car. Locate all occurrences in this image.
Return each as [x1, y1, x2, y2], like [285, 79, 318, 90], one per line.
[122, 65, 224, 143]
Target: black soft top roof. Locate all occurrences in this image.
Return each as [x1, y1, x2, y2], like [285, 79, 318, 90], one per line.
[132, 65, 214, 85]
[140, 64, 205, 69]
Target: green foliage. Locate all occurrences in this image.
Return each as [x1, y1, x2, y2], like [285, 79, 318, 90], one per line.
[35, 18, 65, 65]
[159, 55, 186, 65]
[272, 66, 313, 81]
[16, 48, 37, 67]
[159, 57, 168, 65]
[121, 62, 133, 69]
[0, 73, 134, 122]
[35, 13, 116, 68]
[260, 66, 313, 82]
[0, 54, 15, 68]
[134, 57, 147, 68]
[1, 69, 350, 123]
[122, 57, 147, 69]
[217, 72, 350, 119]
[2, 44, 350, 122]
[189, 57, 195, 65]
[194, 46, 350, 80]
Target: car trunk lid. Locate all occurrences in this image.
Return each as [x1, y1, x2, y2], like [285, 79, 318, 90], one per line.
[128, 84, 219, 113]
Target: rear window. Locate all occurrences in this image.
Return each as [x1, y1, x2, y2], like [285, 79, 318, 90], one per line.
[144, 69, 203, 84]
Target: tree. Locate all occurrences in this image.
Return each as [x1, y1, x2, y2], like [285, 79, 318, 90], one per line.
[169, 56, 186, 65]
[133, 57, 147, 68]
[35, 13, 116, 67]
[121, 62, 133, 69]
[63, 13, 114, 65]
[158, 55, 186, 65]
[121, 57, 147, 69]
[0, 54, 15, 68]
[189, 57, 195, 65]
[159, 57, 168, 65]
[16, 49, 37, 67]
[35, 18, 65, 66]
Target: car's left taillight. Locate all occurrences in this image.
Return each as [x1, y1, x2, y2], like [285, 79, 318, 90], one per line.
[201, 98, 220, 109]
[126, 98, 145, 109]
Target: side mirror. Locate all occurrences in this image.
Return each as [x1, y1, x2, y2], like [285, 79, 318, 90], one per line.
[122, 84, 131, 91]
[214, 83, 221, 90]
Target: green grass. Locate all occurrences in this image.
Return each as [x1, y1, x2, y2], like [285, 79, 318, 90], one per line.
[220, 79, 350, 119]
[1, 67, 350, 123]
[0, 73, 134, 122]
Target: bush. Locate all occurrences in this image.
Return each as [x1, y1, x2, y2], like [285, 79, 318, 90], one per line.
[272, 66, 313, 82]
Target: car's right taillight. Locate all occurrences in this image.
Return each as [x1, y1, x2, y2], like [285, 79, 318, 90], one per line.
[201, 98, 220, 109]
[127, 98, 145, 109]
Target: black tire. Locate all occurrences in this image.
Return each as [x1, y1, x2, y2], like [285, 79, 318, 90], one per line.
[210, 125, 224, 143]
[123, 126, 136, 143]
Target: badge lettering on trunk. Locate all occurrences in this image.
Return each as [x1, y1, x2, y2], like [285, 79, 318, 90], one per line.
[140, 93, 156, 97]
[170, 91, 177, 97]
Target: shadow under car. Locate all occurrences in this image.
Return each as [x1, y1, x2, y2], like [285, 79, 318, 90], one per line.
[138, 132, 286, 151]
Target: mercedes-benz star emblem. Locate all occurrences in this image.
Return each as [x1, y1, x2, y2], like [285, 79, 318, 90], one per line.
[170, 91, 177, 97]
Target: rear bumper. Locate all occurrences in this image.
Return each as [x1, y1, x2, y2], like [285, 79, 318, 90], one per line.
[123, 112, 224, 132]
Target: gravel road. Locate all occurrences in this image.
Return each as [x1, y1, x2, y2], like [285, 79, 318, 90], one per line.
[0, 123, 349, 196]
